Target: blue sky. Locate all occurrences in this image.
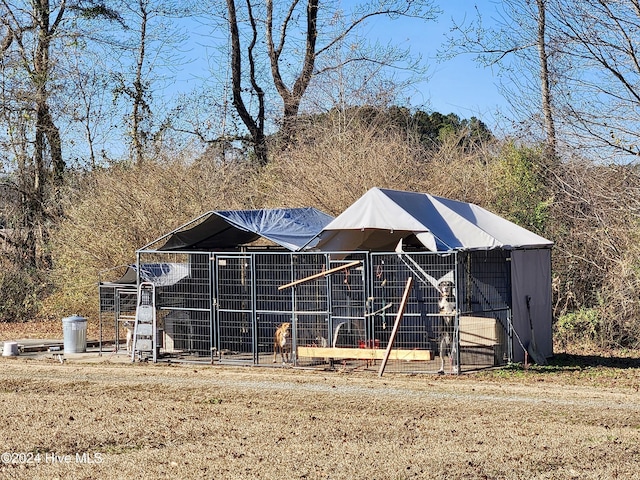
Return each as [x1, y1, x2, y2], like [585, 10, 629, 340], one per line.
[167, 2, 508, 134]
[376, 1, 508, 130]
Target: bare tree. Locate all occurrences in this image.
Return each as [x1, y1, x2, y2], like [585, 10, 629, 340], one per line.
[220, 0, 438, 166]
[226, 0, 267, 166]
[0, 1, 122, 267]
[64, 52, 115, 169]
[544, 0, 640, 160]
[265, 0, 318, 139]
[444, 0, 558, 160]
[0, 0, 68, 267]
[447, 0, 640, 163]
[536, 0, 556, 159]
[129, 0, 150, 166]
[104, 0, 187, 165]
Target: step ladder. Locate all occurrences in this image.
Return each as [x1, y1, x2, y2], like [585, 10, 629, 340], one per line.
[131, 282, 157, 362]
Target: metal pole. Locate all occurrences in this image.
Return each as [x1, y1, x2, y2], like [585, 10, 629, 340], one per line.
[251, 255, 258, 365]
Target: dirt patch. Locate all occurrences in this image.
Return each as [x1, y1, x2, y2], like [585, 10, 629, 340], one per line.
[0, 355, 639, 479]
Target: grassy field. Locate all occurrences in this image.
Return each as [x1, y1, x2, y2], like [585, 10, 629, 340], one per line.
[0, 350, 639, 480]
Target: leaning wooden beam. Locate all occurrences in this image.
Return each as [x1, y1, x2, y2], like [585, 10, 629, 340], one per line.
[297, 346, 432, 362]
[278, 260, 362, 291]
[378, 277, 413, 377]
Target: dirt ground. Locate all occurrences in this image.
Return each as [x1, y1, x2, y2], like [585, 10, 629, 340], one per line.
[1, 320, 640, 479]
[0, 347, 639, 480]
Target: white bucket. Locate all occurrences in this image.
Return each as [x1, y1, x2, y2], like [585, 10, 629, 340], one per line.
[2, 341, 19, 357]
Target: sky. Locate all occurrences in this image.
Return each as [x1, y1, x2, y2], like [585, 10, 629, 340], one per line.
[172, 1, 508, 126]
[369, 1, 510, 132]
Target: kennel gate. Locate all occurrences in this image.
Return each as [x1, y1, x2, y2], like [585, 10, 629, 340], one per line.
[98, 269, 139, 354]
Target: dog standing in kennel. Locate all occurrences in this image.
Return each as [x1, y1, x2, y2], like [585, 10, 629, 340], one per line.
[437, 280, 458, 374]
[273, 322, 292, 364]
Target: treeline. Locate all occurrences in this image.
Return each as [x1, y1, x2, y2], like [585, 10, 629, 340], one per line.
[0, 106, 634, 351]
[3, 0, 640, 352]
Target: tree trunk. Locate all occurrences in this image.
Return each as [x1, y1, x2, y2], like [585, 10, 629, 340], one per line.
[266, 0, 319, 141]
[227, 0, 268, 166]
[30, 0, 64, 268]
[132, 0, 148, 166]
[536, 0, 557, 160]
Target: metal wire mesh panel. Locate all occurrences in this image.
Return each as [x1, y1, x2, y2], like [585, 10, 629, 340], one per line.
[162, 309, 211, 357]
[329, 255, 367, 349]
[146, 253, 210, 311]
[291, 253, 330, 315]
[254, 252, 293, 313]
[288, 254, 329, 367]
[369, 251, 511, 373]
[114, 287, 138, 352]
[139, 251, 212, 359]
[98, 284, 117, 351]
[253, 253, 291, 364]
[370, 252, 457, 374]
[98, 272, 137, 354]
[215, 255, 253, 361]
[459, 250, 510, 314]
[257, 312, 291, 364]
[457, 250, 511, 369]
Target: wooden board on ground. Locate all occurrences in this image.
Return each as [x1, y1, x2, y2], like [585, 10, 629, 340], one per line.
[297, 346, 432, 362]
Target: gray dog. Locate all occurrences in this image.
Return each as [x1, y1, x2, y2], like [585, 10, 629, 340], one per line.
[437, 281, 458, 374]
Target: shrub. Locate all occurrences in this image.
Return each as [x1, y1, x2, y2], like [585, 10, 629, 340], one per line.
[547, 159, 640, 348]
[487, 142, 551, 234]
[45, 152, 259, 321]
[0, 263, 43, 322]
[554, 307, 601, 349]
[259, 108, 427, 215]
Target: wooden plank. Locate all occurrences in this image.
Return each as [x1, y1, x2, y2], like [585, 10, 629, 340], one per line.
[297, 346, 432, 361]
[459, 316, 500, 347]
[278, 260, 362, 291]
[379, 277, 413, 377]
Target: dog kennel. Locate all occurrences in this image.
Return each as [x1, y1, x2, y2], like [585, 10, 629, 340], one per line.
[101, 188, 553, 374]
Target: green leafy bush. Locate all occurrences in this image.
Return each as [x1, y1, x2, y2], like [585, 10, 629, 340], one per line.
[488, 142, 550, 234]
[555, 308, 601, 348]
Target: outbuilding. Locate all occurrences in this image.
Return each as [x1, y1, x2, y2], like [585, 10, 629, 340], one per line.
[101, 188, 553, 373]
[311, 187, 553, 364]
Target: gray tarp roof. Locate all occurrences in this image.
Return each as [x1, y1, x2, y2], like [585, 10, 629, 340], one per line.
[311, 187, 553, 252]
[156, 207, 334, 252]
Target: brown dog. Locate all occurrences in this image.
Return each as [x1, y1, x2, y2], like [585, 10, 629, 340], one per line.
[273, 322, 291, 364]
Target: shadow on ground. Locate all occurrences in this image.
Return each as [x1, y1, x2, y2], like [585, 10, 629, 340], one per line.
[504, 352, 640, 373]
[552, 352, 640, 369]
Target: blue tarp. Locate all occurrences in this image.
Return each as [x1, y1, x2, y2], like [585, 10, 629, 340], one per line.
[158, 207, 334, 252]
[102, 263, 190, 286]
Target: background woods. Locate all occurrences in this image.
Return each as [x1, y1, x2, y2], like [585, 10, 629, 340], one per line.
[0, 0, 639, 352]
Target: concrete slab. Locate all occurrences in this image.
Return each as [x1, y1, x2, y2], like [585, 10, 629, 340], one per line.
[0, 339, 132, 363]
